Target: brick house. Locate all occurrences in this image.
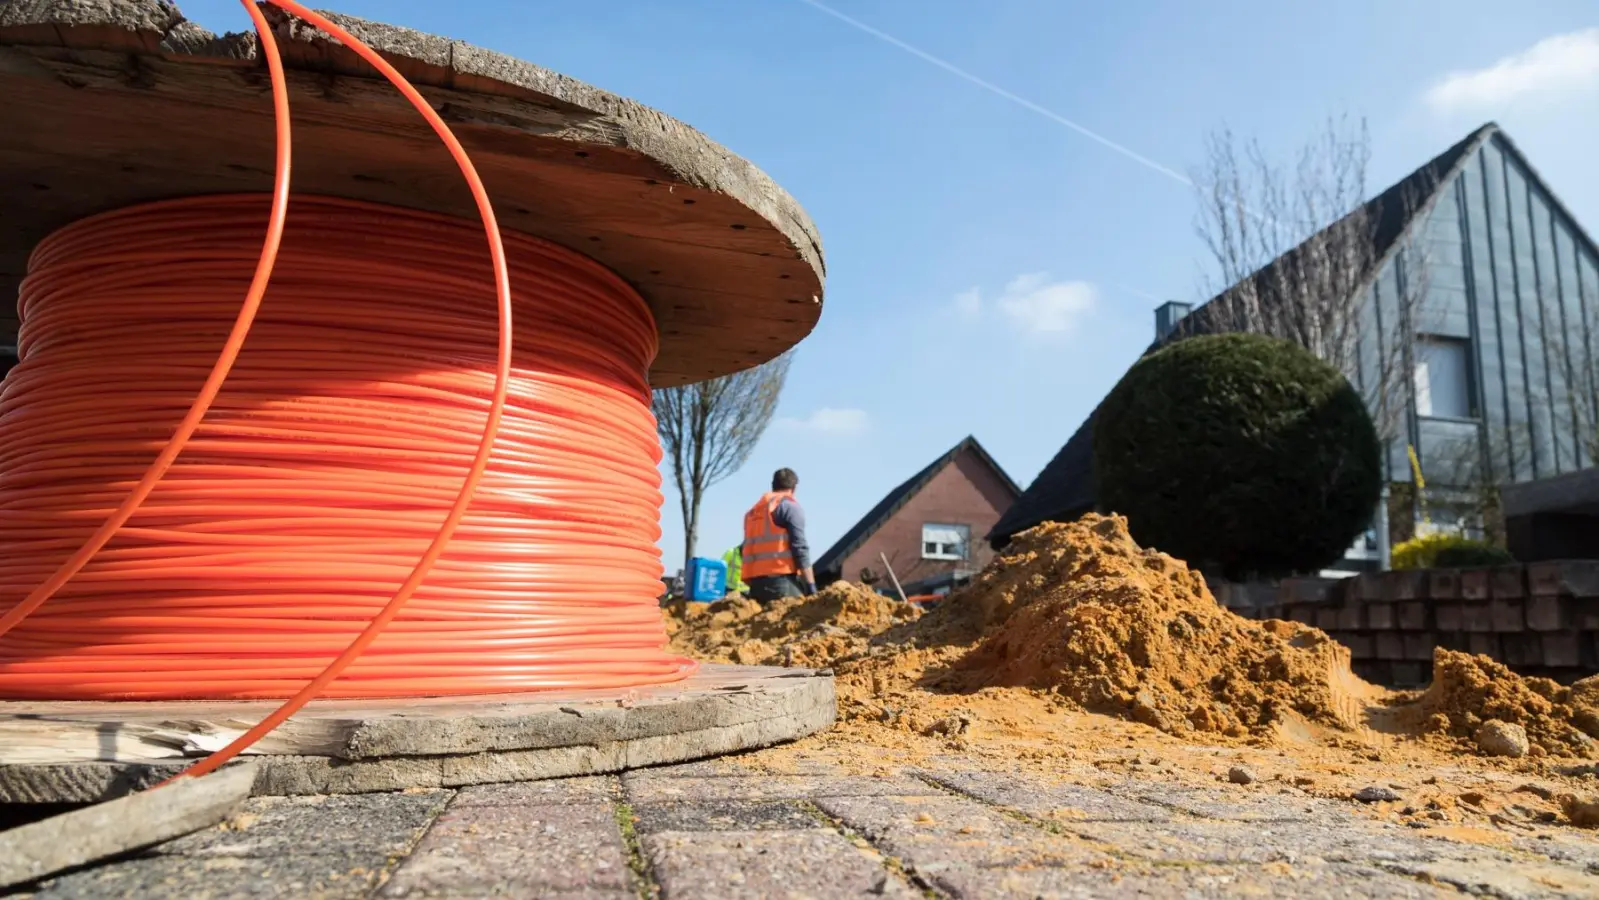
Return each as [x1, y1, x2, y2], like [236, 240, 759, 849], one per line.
[814, 436, 1020, 590]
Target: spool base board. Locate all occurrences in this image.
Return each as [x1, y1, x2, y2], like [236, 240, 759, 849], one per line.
[0, 664, 835, 803]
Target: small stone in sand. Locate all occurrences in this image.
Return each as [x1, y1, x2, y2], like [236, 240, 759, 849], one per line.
[1354, 786, 1402, 803]
[1228, 766, 1257, 785]
[1559, 794, 1599, 829]
[1474, 719, 1530, 758]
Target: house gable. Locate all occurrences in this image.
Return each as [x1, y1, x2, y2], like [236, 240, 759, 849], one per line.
[815, 436, 1018, 583]
[988, 121, 1599, 547]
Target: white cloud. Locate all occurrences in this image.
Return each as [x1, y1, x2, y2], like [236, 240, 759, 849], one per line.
[775, 407, 869, 437]
[955, 273, 1096, 338]
[1424, 29, 1599, 113]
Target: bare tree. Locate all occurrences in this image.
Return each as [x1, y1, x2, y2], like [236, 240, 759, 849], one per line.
[1189, 115, 1434, 446]
[653, 352, 793, 576]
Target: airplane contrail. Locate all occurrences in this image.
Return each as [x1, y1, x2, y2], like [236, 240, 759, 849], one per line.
[796, 0, 1194, 188]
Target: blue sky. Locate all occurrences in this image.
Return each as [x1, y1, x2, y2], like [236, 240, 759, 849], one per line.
[178, 1, 1599, 569]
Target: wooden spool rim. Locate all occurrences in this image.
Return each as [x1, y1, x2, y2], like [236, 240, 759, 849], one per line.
[0, 664, 837, 800]
[0, 1, 825, 387]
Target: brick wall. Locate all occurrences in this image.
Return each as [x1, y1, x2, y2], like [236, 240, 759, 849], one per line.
[1238, 561, 1599, 687]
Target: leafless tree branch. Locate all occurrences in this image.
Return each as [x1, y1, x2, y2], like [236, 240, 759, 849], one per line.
[653, 351, 794, 576]
[1189, 115, 1433, 446]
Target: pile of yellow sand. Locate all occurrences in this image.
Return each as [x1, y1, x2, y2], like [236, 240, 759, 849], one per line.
[841, 515, 1370, 739]
[663, 514, 1598, 758]
[1409, 650, 1599, 757]
[665, 582, 919, 668]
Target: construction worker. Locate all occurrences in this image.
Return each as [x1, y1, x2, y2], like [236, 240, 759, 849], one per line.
[741, 468, 815, 602]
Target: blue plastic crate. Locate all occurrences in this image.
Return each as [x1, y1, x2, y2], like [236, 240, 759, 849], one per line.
[685, 557, 727, 602]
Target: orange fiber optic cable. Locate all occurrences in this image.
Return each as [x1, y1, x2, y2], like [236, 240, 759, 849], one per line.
[0, 0, 691, 781]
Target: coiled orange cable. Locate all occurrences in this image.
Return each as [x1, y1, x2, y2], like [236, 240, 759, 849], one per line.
[0, 0, 691, 779]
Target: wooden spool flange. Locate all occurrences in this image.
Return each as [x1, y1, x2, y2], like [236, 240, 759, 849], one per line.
[0, 0, 826, 386]
[0, 664, 837, 802]
[0, 3, 833, 795]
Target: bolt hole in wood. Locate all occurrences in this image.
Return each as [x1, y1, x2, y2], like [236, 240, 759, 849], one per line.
[730, 223, 746, 230]
[682, 199, 695, 205]
[30, 183, 48, 191]
[780, 274, 790, 280]
[574, 150, 589, 158]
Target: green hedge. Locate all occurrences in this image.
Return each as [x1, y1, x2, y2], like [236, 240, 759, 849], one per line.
[1392, 532, 1513, 569]
[1093, 333, 1382, 579]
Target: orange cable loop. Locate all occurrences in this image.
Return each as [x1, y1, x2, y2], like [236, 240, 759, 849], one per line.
[0, 0, 692, 782]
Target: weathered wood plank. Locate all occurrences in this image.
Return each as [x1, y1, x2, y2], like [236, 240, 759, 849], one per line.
[0, 665, 830, 764]
[0, 763, 255, 890]
[0, 668, 835, 802]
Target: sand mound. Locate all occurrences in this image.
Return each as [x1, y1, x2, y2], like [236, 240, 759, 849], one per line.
[930, 516, 1367, 737]
[661, 514, 1599, 758]
[1410, 650, 1599, 758]
[667, 581, 919, 668]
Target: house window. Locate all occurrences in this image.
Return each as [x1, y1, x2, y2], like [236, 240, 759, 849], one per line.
[921, 524, 969, 561]
[1414, 337, 1473, 419]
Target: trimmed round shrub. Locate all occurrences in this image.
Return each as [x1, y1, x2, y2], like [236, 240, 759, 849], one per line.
[1392, 532, 1513, 569]
[1093, 333, 1381, 579]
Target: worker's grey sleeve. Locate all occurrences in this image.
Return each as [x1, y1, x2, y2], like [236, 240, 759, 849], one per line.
[772, 497, 812, 570]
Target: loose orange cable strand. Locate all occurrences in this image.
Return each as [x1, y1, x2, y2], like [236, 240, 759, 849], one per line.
[0, 0, 691, 780]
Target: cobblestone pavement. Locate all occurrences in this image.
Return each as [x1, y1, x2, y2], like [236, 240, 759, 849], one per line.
[14, 756, 1599, 899]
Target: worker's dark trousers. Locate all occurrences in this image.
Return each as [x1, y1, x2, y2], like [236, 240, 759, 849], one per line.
[746, 574, 807, 604]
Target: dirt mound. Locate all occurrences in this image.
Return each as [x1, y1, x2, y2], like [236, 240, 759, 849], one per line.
[1409, 650, 1599, 758]
[832, 515, 1369, 740]
[661, 514, 1598, 762]
[938, 516, 1367, 737]
[666, 582, 919, 668]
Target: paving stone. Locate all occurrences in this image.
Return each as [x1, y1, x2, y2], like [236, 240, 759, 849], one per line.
[633, 799, 818, 833]
[451, 776, 614, 807]
[919, 770, 1171, 822]
[1060, 818, 1493, 867]
[378, 802, 631, 898]
[622, 772, 938, 804]
[625, 758, 763, 778]
[814, 794, 1102, 871]
[30, 853, 384, 899]
[929, 862, 1456, 899]
[1113, 784, 1348, 822]
[1379, 857, 1599, 900]
[156, 791, 449, 860]
[644, 829, 915, 898]
[1518, 833, 1599, 871]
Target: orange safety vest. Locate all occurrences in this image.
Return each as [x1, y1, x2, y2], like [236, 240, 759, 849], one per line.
[741, 491, 798, 579]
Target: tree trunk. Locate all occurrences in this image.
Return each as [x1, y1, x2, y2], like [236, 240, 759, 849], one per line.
[683, 487, 701, 587]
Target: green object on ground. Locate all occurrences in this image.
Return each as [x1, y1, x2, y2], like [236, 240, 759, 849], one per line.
[1093, 333, 1381, 580]
[723, 545, 746, 594]
[1392, 532, 1513, 569]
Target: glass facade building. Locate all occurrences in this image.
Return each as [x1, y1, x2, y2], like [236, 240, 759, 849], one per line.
[1352, 126, 1598, 530]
